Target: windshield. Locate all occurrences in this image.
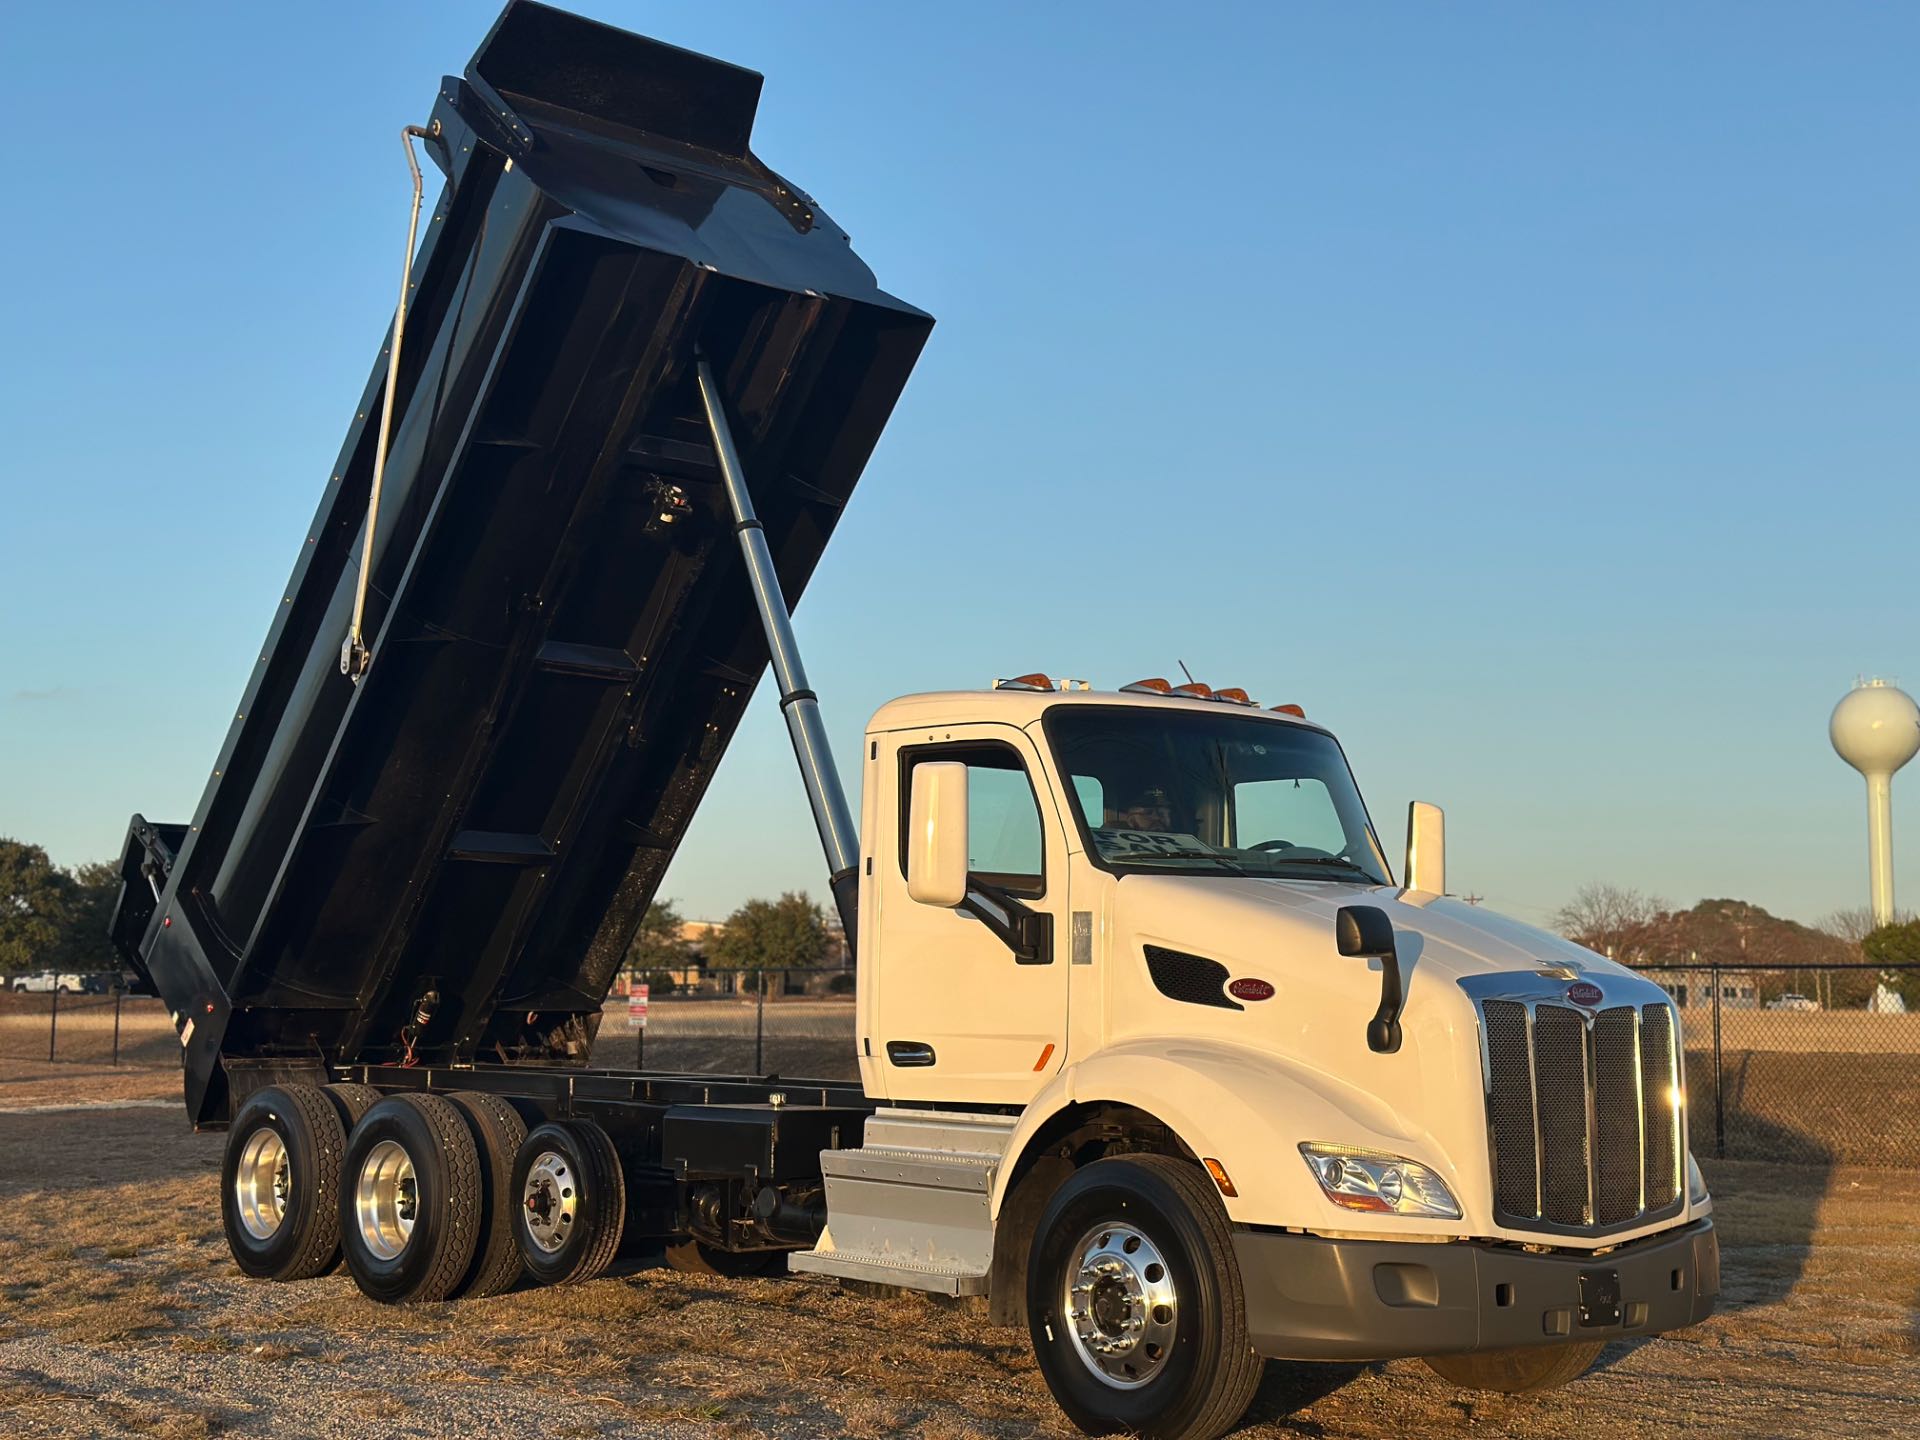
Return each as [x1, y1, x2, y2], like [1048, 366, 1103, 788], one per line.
[1044, 706, 1392, 884]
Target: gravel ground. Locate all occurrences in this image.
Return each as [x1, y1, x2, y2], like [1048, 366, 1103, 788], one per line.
[0, 1090, 1915, 1438]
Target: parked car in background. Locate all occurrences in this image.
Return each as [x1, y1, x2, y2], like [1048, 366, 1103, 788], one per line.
[1767, 992, 1821, 1012]
[10, 971, 84, 994]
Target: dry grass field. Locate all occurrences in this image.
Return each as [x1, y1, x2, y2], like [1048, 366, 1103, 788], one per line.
[0, 1054, 1916, 1438]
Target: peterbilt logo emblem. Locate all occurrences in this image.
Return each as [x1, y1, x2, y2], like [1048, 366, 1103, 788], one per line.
[1228, 978, 1275, 1002]
[1566, 981, 1604, 1008]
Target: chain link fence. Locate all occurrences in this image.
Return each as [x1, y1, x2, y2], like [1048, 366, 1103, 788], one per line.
[589, 966, 858, 1080]
[1, 972, 858, 1078]
[0, 992, 181, 1067]
[15, 963, 1917, 1169]
[1633, 961, 1920, 1167]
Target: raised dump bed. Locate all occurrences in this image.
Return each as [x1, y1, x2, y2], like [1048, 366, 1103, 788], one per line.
[109, 0, 932, 1128]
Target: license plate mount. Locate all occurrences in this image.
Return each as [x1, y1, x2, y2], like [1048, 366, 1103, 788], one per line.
[1578, 1268, 1622, 1328]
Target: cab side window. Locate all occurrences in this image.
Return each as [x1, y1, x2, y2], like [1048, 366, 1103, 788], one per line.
[900, 744, 1045, 897]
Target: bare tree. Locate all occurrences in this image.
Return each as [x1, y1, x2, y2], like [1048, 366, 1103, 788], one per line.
[1819, 906, 1915, 947]
[1552, 883, 1669, 960]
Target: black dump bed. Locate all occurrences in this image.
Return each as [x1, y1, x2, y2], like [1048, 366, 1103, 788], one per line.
[109, 1, 932, 1127]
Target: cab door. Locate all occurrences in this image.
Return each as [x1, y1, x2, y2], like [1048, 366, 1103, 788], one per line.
[865, 723, 1070, 1106]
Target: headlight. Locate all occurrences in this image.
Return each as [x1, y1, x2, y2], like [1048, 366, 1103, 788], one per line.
[1687, 1152, 1711, 1208]
[1299, 1143, 1461, 1219]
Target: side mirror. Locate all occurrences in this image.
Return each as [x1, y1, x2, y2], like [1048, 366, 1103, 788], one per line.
[907, 762, 970, 907]
[1404, 801, 1445, 897]
[1336, 904, 1404, 1054]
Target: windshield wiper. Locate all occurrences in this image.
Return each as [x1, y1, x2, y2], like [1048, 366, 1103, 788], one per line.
[1107, 852, 1250, 876]
[1258, 855, 1377, 880]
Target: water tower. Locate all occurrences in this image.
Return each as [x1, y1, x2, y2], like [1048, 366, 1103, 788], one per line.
[1830, 679, 1920, 925]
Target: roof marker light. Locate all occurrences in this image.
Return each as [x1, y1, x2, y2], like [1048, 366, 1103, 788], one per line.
[994, 674, 1053, 692]
[1174, 682, 1214, 700]
[1272, 703, 1306, 718]
[1215, 688, 1255, 706]
[1122, 677, 1174, 695]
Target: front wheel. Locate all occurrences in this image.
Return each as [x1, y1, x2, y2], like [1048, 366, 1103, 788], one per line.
[1422, 1342, 1604, 1393]
[1026, 1155, 1262, 1440]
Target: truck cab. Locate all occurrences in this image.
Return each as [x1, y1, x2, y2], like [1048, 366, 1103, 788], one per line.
[796, 676, 1718, 1434]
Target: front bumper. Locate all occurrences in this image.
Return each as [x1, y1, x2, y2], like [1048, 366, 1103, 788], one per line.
[1234, 1218, 1718, 1361]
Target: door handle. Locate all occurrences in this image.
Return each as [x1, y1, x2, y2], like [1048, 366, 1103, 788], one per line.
[886, 1040, 936, 1067]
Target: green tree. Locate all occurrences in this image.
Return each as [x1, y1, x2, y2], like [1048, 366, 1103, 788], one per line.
[712, 892, 827, 982]
[626, 897, 691, 975]
[53, 860, 122, 973]
[1863, 921, 1920, 1009]
[0, 839, 76, 975]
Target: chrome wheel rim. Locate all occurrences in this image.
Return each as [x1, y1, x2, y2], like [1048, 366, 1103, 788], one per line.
[1062, 1221, 1179, 1389]
[354, 1139, 418, 1261]
[234, 1126, 289, 1241]
[520, 1150, 578, 1255]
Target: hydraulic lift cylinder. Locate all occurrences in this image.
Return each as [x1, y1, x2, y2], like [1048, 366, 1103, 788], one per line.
[695, 359, 862, 944]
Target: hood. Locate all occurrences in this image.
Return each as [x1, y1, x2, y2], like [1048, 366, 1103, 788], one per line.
[1097, 873, 1692, 1245]
[1119, 875, 1627, 987]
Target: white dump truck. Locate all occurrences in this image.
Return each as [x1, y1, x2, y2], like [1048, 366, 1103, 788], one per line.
[108, 6, 1716, 1438]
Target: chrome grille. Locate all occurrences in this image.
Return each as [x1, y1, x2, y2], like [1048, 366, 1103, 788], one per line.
[1641, 1006, 1681, 1209]
[1533, 1006, 1590, 1225]
[1481, 1001, 1537, 1216]
[1593, 1009, 1642, 1223]
[1479, 996, 1685, 1234]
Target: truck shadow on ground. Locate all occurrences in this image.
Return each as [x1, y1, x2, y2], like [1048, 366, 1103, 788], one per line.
[1240, 1361, 1372, 1433]
[1588, 1106, 1831, 1377]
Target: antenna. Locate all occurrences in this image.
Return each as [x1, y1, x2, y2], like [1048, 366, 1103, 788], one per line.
[1177, 660, 1196, 685]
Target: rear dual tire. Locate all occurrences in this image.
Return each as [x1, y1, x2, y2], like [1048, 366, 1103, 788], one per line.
[333, 1090, 535, 1303]
[221, 1088, 623, 1304]
[338, 1093, 484, 1304]
[221, 1084, 351, 1281]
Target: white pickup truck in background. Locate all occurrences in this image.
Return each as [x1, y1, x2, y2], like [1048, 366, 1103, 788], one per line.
[9, 971, 84, 994]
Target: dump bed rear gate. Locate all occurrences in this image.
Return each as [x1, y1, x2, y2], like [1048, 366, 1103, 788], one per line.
[110, 1, 931, 1126]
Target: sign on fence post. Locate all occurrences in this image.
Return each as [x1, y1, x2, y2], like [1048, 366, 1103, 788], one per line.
[628, 983, 649, 1068]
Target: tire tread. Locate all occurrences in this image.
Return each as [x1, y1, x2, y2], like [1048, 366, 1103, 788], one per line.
[1129, 1155, 1264, 1440]
[401, 1093, 483, 1303]
[446, 1091, 529, 1299]
[278, 1083, 350, 1281]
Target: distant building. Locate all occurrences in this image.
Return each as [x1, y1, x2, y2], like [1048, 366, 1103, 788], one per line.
[1644, 969, 1758, 1011]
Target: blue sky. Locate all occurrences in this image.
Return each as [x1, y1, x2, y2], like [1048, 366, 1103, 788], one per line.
[2, 2, 1914, 930]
